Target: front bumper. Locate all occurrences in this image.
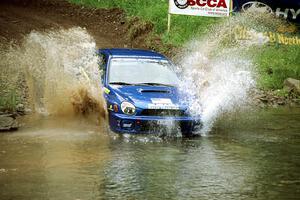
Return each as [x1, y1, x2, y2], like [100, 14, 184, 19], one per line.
[108, 112, 202, 135]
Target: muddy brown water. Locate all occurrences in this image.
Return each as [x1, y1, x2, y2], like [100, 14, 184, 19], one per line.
[0, 107, 299, 200]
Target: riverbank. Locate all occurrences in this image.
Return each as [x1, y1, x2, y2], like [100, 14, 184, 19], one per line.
[0, 0, 299, 131]
[0, 0, 147, 132]
[69, 0, 300, 92]
[67, 1, 300, 103]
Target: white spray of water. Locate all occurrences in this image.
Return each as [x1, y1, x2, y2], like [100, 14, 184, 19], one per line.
[1, 11, 288, 136]
[179, 48, 255, 134]
[176, 12, 282, 135]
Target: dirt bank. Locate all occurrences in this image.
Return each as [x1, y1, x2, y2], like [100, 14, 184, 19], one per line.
[0, 0, 152, 131]
[0, 0, 298, 132]
[0, 0, 146, 48]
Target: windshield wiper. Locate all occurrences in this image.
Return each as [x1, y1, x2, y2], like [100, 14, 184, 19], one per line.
[109, 82, 134, 85]
[138, 82, 175, 87]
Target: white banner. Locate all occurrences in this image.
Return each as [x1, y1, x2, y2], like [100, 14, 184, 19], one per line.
[169, 0, 231, 17]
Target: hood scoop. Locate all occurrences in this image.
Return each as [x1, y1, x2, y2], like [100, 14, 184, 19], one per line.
[140, 89, 170, 93]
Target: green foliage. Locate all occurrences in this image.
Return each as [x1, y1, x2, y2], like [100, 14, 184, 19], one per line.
[253, 45, 300, 89]
[0, 90, 19, 112]
[0, 48, 21, 112]
[273, 88, 290, 97]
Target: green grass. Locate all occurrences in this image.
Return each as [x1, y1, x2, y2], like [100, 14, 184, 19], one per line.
[0, 90, 19, 112]
[69, 0, 300, 91]
[0, 50, 21, 112]
[253, 45, 300, 90]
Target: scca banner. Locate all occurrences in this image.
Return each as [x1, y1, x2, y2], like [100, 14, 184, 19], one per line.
[169, 0, 231, 17]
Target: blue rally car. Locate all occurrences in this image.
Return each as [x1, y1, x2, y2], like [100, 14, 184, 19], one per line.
[98, 48, 201, 135]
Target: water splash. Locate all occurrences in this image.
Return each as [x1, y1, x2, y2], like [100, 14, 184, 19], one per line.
[0, 11, 291, 136]
[176, 12, 285, 135]
[1, 28, 107, 121]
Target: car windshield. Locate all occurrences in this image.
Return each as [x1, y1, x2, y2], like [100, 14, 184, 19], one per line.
[108, 58, 179, 86]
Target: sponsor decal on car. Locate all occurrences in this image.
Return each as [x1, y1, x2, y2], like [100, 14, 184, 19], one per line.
[148, 98, 180, 110]
[103, 87, 110, 94]
[108, 104, 114, 111]
[151, 98, 173, 104]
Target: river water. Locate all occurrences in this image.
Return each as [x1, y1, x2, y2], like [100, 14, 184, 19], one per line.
[0, 107, 299, 200]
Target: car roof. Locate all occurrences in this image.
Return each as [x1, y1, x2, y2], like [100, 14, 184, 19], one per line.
[99, 48, 168, 60]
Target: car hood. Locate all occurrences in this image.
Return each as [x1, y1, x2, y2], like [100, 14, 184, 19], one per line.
[110, 85, 186, 109]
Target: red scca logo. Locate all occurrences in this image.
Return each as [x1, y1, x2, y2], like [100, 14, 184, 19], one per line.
[187, 0, 228, 8]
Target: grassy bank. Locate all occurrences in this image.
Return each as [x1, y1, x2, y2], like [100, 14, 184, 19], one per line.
[0, 69, 22, 113]
[254, 45, 300, 90]
[69, 0, 300, 92]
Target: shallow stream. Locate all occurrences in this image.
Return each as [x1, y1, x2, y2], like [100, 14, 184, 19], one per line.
[1, 107, 299, 200]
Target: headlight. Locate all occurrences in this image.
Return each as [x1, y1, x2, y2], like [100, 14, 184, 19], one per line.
[121, 102, 136, 115]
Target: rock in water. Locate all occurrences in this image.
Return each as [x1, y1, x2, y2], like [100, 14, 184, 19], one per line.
[284, 78, 300, 95]
[0, 115, 19, 131]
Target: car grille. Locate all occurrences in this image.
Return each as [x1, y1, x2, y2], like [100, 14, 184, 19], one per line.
[139, 121, 196, 135]
[140, 109, 186, 117]
[139, 120, 179, 131]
